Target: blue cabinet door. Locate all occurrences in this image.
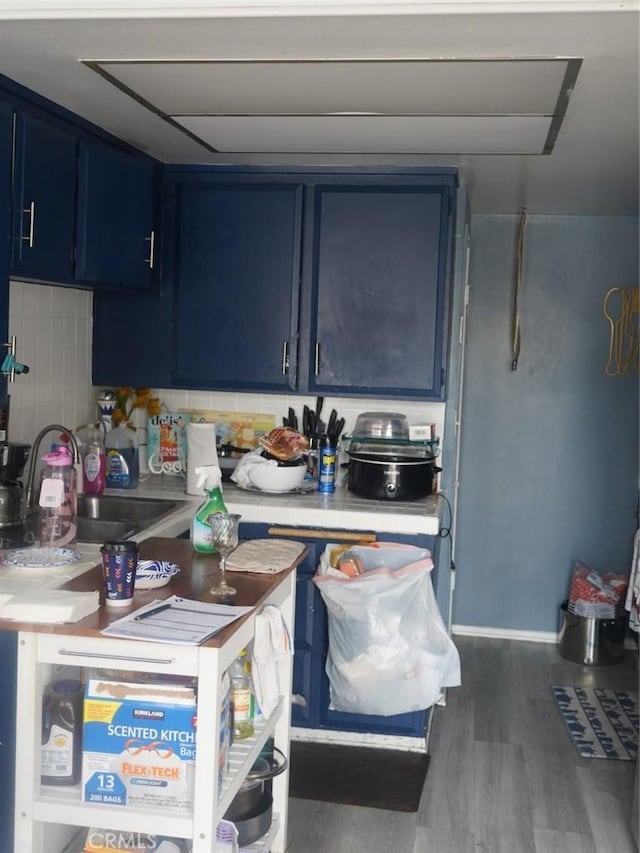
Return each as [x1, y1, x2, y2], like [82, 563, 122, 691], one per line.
[11, 112, 76, 282]
[76, 141, 158, 288]
[92, 284, 173, 388]
[0, 99, 12, 408]
[303, 179, 454, 399]
[172, 180, 303, 392]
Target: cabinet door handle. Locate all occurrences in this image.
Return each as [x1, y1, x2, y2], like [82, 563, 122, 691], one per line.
[281, 340, 289, 375]
[57, 647, 174, 665]
[145, 230, 155, 269]
[21, 201, 35, 248]
[314, 341, 321, 376]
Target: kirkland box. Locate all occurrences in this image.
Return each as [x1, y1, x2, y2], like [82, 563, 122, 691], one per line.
[82, 679, 197, 811]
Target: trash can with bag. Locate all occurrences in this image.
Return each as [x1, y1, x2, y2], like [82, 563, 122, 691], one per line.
[314, 542, 460, 716]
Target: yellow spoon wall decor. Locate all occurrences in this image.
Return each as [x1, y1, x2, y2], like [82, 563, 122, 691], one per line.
[603, 286, 639, 375]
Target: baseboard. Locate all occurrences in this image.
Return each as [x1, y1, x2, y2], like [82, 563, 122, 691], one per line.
[452, 624, 559, 644]
[291, 727, 427, 752]
[452, 623, 639, 651]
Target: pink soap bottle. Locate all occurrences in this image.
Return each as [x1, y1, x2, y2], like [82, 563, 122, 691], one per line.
[82, 427, 106, 496]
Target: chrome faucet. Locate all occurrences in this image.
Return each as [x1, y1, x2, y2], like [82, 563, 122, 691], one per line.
[24, 424, 81, 513]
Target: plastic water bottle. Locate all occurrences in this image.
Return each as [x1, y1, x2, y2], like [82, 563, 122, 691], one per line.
[230, 649, 254, 740]
[38, 446, 78, 549]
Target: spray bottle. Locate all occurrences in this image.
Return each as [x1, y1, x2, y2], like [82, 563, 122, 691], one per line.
[191, 465, 227, 552]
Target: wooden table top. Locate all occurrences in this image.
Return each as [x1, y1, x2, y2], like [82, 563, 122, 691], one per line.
[0, 537, 302, 645]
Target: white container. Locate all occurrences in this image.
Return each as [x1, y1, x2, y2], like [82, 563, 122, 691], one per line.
[248, 462, 306, 493]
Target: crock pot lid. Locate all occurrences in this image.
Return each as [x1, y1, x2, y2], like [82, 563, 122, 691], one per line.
[347, 441, 436, 460]
[347, 449, 435, 463]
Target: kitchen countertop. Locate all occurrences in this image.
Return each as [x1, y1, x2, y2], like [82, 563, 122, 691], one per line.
[0, 537, 300, 642]
[127, 474, 444, 537]
[0, 476, 442, 598]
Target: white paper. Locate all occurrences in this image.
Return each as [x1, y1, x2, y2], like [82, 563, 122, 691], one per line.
[0, 590, 99, 623]
[101, 595, 253, 645]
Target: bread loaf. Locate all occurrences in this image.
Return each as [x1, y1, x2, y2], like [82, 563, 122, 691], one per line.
[259, 427, 309, 461]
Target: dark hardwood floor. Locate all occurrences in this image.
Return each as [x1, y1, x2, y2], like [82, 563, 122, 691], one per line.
[287, 635, 639, 852]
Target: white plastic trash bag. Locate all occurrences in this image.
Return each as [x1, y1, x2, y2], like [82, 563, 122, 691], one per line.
[314, 543, 460, 716]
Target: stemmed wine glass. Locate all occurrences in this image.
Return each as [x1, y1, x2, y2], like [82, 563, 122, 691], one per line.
[208, 512, 241, 598]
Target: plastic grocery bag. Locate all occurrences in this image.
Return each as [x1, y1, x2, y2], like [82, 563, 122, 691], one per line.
[314, 543, 460, 716]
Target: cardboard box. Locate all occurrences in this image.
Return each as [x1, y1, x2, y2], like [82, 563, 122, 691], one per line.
[180, 409, 276, 451]
[147, 413, 191, 475]
[82, 680, 197, 812]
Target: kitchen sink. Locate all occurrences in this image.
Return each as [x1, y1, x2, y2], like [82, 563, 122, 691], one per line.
[76, 495, 189, 543]
[78, 495, 183, 523]
[7, 495, 190, 547]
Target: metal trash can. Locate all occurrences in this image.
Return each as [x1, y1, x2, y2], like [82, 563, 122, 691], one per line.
[558, 601, 626, 666]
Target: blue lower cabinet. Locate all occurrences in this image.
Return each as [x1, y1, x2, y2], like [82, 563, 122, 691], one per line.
[239, 522, 435, 739]
[0, 630, 17, 853]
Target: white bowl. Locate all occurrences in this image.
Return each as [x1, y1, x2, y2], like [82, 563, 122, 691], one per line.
[248, 462, 307, 493]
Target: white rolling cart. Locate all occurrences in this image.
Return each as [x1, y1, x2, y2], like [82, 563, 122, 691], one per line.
[11, 566, 296, 853]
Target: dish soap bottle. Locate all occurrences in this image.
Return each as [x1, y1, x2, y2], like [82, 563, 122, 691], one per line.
[191, 465, 227, 552]
[81, 426, 106, 496]
[105, 424, 139, 489]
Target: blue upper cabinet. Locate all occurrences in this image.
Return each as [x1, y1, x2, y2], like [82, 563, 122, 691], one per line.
[76, 141, 158, 288]
[92, 168, 456, 397]
[171, 178, 303, 392]
[11, 111, 77, 282]
[301, 178, 455, 400]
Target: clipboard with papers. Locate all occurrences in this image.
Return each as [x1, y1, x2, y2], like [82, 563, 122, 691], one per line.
[101, 595, 254, 645]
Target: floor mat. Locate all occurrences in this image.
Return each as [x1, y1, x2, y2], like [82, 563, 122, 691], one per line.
[288, 741, 430, 812]
[552, 686, 638, 760]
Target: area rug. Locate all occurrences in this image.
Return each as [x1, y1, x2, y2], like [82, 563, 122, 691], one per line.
[288, 741, 430, 812]
[552, 686, 638, 760]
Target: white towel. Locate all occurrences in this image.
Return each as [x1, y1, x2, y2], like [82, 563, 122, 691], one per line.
[0, 590, 99, 623]
[230, 447, 275, 488]
[226, 539, 306, 574]
[252, 605, 292, 719]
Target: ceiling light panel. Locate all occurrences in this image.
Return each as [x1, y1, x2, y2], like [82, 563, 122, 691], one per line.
[173, 115, 552, 155]
[95, 58, 570, 116]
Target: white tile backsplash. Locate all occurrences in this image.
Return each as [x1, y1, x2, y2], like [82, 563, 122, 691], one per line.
[158, 388, 446, 444]
[8, 281, 95, 444]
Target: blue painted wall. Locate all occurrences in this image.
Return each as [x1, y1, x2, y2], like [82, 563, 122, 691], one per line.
[454, 215, 639, 633]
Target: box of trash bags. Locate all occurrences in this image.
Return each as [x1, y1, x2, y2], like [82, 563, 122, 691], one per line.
[314, 542, 460, 716]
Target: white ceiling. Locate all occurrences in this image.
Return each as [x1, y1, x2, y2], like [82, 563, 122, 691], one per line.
[0, 1, 638, 215]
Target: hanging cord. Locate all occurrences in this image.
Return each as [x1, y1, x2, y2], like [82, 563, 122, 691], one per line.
[512, 207, 527, 371]
[438, 493, 456, 636]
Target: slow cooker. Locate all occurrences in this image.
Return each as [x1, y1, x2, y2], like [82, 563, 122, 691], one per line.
[345, 438, 440, 501]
